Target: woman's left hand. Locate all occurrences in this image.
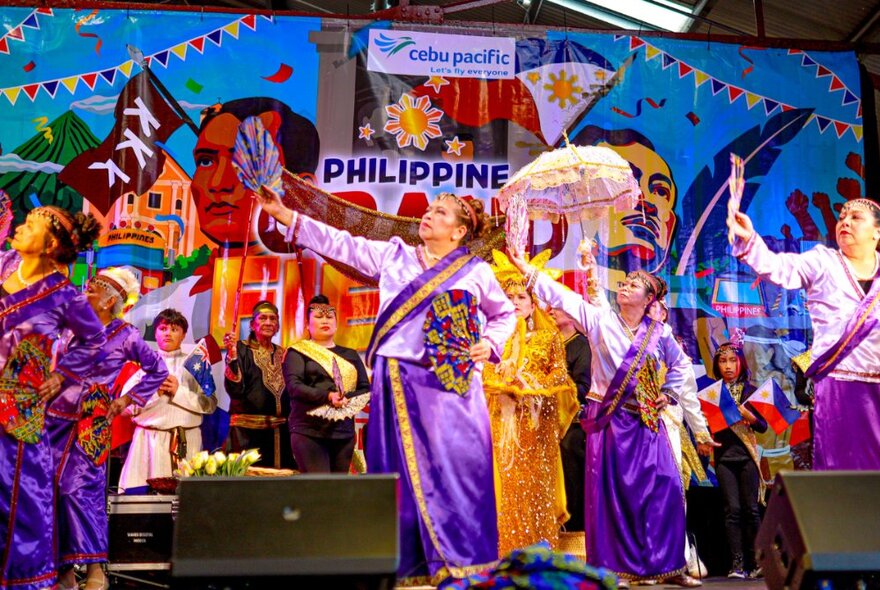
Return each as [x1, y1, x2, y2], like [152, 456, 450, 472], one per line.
[697, 438, 721, 456]
[469, 340, 492, 363]
[38, 372, 64, 402]
[654, 392, 670, 412]
[106, 395, 132, 422]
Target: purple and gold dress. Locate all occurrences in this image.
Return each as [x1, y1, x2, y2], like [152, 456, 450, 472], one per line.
[733, 234, 880, 470]
[0, 250, 106, 590]
[286, 212, 517, 585]
[47, 318, 168, 568]
[531, 272, 711, 582]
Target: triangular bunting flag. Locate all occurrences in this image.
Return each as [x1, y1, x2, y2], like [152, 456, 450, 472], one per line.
[61, 76, 79, 94]
[645, 44, 661, 60]
[35, 7, 53, 15]
[745, 92, 762, 109]
[241, 14, 257, 30]
[0, 38, 8, 55]
[694, 70, 710, 87]
[710, 78, 726, 96]
[842, 89, 859, 106]
[41, 80, 59, 98]
[144, 56, 153, 68]
[678, 62, 693, 78]
[22, 84, 40, 101]
[858, 104, 863, 118]
[7, 27, 24, 42]
[727, 86, 744, 102]
[118, 60, 135, 78]
[3, 87, 21, 106]
[223, 21, 241, 39]
[22, 13, 40, 29]
[814, 116, 832, 132]
[763, 98, 779, 114]
[259, 14, 273, 22]
[853, 125, 863, 142]
[833, 121, 848, 138]
[613, 34, 626, 42]
[787, 48, 803, 55]
[207, 30, 223, 47]
[816, 65, 832, 77]
[801, 54, 816, 67]
[171, 43, 188, 61]
[781, 104, 795, 111]
[630, 37, 646, 50]
[99, 68, 117, 86]
[152, 50, 170, 68]
[661, 52, 677, 70]
[81, 72, 98, 90]
[829, 76, 845, 92]
[189, 37, 206, 54]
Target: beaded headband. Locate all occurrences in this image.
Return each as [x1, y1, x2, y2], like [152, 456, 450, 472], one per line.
[308, 303, 336, 316]
[92, 274, 128, 303]
[33, 206, 77, 246]
[840, 198, 880, 215]
[252, 301, 279, 318]
[439, 194, 478, 229]
[626, 270, 661, 298]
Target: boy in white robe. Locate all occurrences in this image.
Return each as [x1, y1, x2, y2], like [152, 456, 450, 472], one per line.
[119, 309, 217, 493]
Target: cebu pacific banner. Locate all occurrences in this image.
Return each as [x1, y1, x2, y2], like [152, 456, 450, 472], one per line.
[0, 7, 866, 471]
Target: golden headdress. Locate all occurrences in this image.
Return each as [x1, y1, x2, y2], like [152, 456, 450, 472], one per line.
[490, 249, 561, 296]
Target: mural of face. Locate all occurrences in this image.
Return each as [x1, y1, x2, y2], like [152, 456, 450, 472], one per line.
[601, 140, 677, 273]
[191, 111, 283, 247]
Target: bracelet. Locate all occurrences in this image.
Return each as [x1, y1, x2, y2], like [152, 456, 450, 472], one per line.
[525, 268, 538, 292]
[694, 431, 713, 445]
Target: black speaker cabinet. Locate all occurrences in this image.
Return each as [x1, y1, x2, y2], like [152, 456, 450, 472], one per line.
[756, 471, 880, 590]
[171, 475, 398, 589]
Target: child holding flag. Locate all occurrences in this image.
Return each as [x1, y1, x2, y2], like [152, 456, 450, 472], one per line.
[709, 342, 767, 579]
[119, 309, 218, 493]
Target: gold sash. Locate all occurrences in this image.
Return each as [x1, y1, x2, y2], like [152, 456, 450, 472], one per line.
[288, 340, 358, 394]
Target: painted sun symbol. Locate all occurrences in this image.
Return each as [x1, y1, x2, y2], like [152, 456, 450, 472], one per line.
[384, 94, 443, 151]
[543, 71, 583, 109]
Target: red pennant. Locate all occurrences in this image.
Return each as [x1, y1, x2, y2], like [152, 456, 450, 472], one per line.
[0, 38, 8, 54]
[630, 37, 646, 50]
[787, 48, 803, 55]
[6, 27, 24, 41]
[22, 84, 40, 100]
[833, 121, 849, 137]
[781, 104, 795, 111]
[35, 7, 54, 15]
[81, 72, 98, 89]
[829, 76, 845, 91]
[816, 65, 832, 77]
[677, 62, 693, 77]
[241, 14, 257, 30]
[189, 36, 206, 54]
[727, 86, 744, 102]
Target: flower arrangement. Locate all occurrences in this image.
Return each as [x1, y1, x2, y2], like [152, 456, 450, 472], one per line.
[176, 449, 261, 477]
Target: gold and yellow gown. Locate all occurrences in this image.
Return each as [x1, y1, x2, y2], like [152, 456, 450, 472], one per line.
[483, 315, 579, 556]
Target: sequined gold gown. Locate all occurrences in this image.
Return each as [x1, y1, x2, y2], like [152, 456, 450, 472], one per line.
[483, 318, 579, 556]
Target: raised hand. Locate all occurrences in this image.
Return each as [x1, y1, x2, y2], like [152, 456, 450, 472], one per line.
[727, 210, 755, 244]
[223, 332, 238, 361]
[253, 185, 294, 226]
[576, 238, 598, 274]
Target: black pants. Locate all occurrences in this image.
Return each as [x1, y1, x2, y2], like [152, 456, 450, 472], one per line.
[560, 422, 586, 531]
[715, 459, 761, 568]
[290, 432, 355, 474]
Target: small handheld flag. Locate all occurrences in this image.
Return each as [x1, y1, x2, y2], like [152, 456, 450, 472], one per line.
[745, 378, 802, 434]
[697, 380, 743, 434]
[183, 338, 217, 397]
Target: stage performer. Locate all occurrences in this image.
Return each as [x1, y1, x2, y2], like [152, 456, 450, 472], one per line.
[728, 199, 880, 469]
[118, 309, 218, 493]
[256, 188, 517, 585]
[0, 206, 104, 590]
[283, 295, 370, 473]
[710, 342, 766, 579]
[509, 252, 715, 587]
[483, 251, 578, 555]
[224, 300, 295, 469]
[49, 267, 168, 590]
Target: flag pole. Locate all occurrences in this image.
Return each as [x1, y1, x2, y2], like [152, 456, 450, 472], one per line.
[127, 44, 200, 136]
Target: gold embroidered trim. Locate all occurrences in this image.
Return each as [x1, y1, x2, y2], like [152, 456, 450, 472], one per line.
[389, 359, 450, 566]
[604, 320, 660, 418]
[396, 560, 498, 587]
[250, 343, 286, 410]
[367, 253, 475, 363]
[289, 339, 358, 393]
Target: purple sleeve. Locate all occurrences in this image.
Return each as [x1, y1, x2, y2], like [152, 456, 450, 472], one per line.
[476, 266, 517, 363]
[287, 213, 400, 282]
[732, 233, 822, 291]
[55, 294, 107, 383]
[124, 332, 169, 406]
[532, 273, 600, 333]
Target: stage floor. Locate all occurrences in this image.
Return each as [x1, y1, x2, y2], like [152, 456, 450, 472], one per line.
[401, 578, 766, 590]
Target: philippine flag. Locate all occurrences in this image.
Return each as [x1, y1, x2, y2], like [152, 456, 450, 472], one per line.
[746, 379, 802, 434]
[697, 380, 743, 434]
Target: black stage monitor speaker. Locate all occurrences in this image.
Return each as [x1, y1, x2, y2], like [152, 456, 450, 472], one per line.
[172, 475, 398, 588]
[756, 471, 880, 590]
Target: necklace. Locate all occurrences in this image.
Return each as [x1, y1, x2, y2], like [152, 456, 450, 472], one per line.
[16, 264, 51, 287]
[421, 245, 442, 261]
[616, 313, 639, 339]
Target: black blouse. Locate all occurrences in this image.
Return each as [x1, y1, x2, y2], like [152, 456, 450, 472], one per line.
[283, 344, 370, 439]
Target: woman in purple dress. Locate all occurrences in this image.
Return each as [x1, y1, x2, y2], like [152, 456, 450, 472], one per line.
[510, 251, 715, 587]
[257, 188, 517, 586]
[48, 267, 169, 590]
[0, 206, 105, 590]
[728, 198, 880, 469]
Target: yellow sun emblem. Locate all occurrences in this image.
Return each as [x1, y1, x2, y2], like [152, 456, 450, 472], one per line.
[384, 94, 443, 151]
[543, 71, 583, 109]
